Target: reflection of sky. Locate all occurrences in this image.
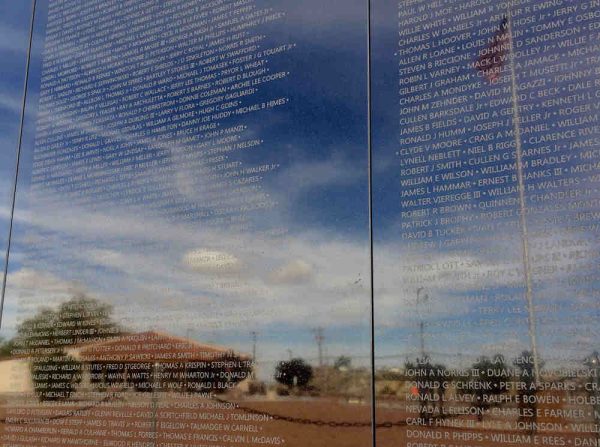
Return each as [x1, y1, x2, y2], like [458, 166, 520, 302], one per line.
[373, 0, 600, 369]
[0, 0, 599, 379]
[0, 2, 32, 291]
[0, 0, 373, 376]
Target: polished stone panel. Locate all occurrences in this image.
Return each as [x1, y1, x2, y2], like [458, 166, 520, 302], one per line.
[1, 0, 600, 446]
[0, 1, 371, 446]
[372, 1, 600, 446]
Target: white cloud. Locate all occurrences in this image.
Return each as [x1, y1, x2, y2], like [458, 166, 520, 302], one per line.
[0, 92, 21, 113]
[9, 268, 82, 294]
[183, 249, 242, 274]
[3, 191, 595, 371]
[0, 23, 30, 55]
[274, 153, 363, 197]
[268, 258, 313, 284]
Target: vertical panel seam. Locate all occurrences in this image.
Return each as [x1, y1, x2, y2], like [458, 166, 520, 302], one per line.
[367, 0, 376, 445]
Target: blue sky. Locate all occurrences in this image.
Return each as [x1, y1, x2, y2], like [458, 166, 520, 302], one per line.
[0, 0, 599, 381]
[0, 0, 374, 378]
[371, 0, 600, 370]
[0, 1, 32, 279]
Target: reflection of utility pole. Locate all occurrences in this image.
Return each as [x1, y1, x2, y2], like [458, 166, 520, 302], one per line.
[506, 4, 541, 386]
[286, 349, 293, 360]
[151, 362, 159, 447]
[416, 288, 429, 362]
[312, 327, 324, 367]
[250, 331, 258, 362]
[587, 352, 600, 441]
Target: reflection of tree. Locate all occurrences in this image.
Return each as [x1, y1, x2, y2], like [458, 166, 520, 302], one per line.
[334, 355, 352, 371]
[312, 362, 370, 399]
[0, 336, 17, 359]
[8, 294, 123, 401]
[275, 358, 313, 388]
[185, 353, 252, 394]
[461, 354, 509, 421]
[12, 294, 122, 353]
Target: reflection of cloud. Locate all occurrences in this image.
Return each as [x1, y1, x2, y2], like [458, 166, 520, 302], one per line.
[374, 204, 600, 368]
[4, 184, 594, 369]
[278, 154, 361, 193]
[480, 338, 529, 357]
[89, 249, 126, 268]
[183, 249, 241, 274]
[4, 168, 597, 371]
[269, 258, 313, 284]
[6, 195, 371, 330]
[0, 204, 10, 221]
[0, 93, 21, 114]
[0, 22, 30, 55]
[10, 268, 82, 294]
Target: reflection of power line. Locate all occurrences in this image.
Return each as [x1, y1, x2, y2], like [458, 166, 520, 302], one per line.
[252, 351, 585, 376]
[252, 350, 585, 364]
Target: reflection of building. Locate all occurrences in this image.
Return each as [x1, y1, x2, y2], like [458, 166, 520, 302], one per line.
[0, 331, 252, 395]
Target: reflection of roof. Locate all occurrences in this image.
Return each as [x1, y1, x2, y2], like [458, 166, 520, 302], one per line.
[78, 331, 248, 363]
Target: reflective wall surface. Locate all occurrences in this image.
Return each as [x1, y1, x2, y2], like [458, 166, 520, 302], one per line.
[0, 0, 599, 446]
[0, 1, 372, 446]
[373, 0, 600, 446]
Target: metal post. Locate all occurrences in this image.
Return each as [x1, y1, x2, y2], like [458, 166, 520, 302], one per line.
[506, 3, 541, 386]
